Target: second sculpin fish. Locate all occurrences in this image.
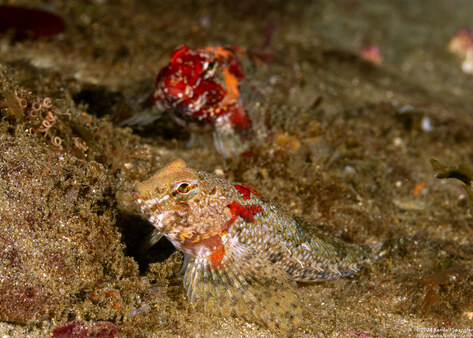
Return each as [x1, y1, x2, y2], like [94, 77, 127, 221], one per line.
[135, 159, 405, 331]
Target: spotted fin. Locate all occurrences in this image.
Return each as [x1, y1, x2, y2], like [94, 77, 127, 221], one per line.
[183, 238, 301, 331]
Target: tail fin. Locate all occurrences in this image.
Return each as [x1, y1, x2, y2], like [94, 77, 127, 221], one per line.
[367, 232, 424, 261]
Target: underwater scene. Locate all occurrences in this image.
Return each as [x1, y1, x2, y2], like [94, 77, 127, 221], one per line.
[0, 0, 472, 336]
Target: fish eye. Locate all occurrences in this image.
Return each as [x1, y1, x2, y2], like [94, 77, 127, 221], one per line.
[206, 61, 216, 71]
[203, 60, 218, 78]
[170, 181, 199, 201]
[177, 182, 190, 193]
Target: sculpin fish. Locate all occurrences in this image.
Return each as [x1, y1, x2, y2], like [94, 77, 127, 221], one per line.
[135, 159, 404, 331]
[122, 45, 251, 158]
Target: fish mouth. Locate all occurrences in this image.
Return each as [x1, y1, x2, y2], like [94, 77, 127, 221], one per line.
[162, 84, 196, 103]
[134, 191, 162, 214]
[165, 86, 185, 98]
[134, 191, 143, 203]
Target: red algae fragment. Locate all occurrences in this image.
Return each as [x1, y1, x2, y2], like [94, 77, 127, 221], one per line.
[52, 321, 119, 338]
[0, 5, 65, 38]
[51, 323, 89, 338]
[0, 280, 52, 323]
[343, 328, 372, 337]
[360, 45, 383, 65]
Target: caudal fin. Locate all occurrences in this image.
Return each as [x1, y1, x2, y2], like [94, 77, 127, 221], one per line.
[368, 232, 423, 261]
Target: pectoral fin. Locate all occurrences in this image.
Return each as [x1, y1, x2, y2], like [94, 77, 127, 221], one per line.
[119, 106, 165, 127]
[142, 228, 163, 251]
[182, 238, 301, 331]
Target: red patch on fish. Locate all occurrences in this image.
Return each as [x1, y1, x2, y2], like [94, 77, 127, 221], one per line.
[227, 202, 263, 223]
[209, 240, 225, 266]
[182, 235, 226, 266]
[234, 184, 261, 200]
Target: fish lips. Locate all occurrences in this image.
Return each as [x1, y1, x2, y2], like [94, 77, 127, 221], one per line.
[134, 192, 163, 217]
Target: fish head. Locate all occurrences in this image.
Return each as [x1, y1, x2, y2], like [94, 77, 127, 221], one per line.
[135, 159, 232, 248]
[153, 45, 245, 123]
[135, 158, 199, 229]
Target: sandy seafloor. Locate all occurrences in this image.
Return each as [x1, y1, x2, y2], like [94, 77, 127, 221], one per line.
[0, 0, 472, 337]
